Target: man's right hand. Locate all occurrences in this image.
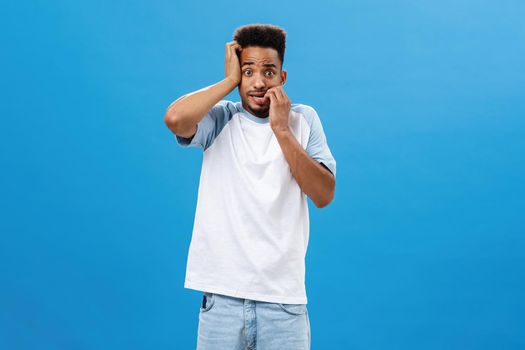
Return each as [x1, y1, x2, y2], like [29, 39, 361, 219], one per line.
[225, 41, 242, 86]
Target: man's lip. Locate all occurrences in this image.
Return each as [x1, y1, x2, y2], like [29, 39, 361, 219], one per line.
[250, 95, 268, 104]
[249, 92, 266, 97]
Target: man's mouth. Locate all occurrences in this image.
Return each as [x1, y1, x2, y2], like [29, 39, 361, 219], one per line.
[249, 92, 267, 104]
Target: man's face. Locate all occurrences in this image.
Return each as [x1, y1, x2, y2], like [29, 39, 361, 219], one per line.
[238, 46, 287, 118]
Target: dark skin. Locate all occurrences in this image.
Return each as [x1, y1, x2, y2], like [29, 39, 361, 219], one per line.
[237, 46, 287, 119]
[231, 44, 335, 208]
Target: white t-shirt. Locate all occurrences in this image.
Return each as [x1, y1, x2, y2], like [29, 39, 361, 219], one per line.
[175, 100, 336, 304]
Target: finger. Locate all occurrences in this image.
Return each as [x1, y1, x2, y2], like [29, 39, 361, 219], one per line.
[226, 42, 241, 54]
[272, 90, 281, 105]
[227, 41, 241, 49]
[266, 87, 278, 95]
[274, 86, 285, 101]
[268, 91, 276, 105]
[270, 88, 282, 104]
[264, 89, 276, 102]
[281, 88, 290, 105]
[229, 45, 242, 56]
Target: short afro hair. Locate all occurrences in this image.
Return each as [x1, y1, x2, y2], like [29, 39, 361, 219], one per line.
[233, 23, 287, 68]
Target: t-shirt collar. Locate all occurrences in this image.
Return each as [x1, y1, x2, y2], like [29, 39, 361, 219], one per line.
[238, 102, 270, 124]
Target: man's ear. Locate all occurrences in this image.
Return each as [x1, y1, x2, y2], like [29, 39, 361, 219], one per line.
[281, 70, 287, 85]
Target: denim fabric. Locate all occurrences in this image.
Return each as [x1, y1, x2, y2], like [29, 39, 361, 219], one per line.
[196, 292, 310, 350]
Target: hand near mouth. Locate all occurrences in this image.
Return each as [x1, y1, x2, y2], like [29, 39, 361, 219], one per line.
[264, 86, 291, 133]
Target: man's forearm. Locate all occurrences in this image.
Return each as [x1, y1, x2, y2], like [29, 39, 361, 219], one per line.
[273, 128, 335, 208]
[165, 77, 238, 131]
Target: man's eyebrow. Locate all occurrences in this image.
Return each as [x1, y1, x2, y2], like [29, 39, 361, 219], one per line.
[241, 62, 277, 69]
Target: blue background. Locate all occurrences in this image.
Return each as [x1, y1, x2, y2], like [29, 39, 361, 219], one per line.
[1, 0, 524, 349]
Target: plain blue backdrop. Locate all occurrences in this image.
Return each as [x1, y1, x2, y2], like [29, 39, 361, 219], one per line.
[1, 0, 524, 349]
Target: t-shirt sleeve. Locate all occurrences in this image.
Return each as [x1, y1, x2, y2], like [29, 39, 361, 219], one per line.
[175, 100, 236, 151]
[303, 106, 337, 179]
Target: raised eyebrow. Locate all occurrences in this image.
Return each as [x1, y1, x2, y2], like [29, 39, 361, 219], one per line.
[241, 62, 277, 69]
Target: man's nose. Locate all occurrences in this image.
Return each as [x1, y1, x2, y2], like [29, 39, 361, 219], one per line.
[253, 73, 266, 89]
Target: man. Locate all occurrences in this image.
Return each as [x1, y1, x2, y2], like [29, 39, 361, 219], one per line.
[164, 24, 336, 350]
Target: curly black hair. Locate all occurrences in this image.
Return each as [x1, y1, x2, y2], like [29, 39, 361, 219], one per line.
[233, 24, 287, 68]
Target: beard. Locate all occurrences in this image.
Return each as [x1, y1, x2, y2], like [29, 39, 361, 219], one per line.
[242, 95, 270, 118]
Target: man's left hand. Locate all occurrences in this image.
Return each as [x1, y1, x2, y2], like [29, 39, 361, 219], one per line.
[265, 86, 291, 133]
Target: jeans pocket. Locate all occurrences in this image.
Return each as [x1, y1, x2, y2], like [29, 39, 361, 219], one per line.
[277, 303, 307, 315]
[200, 292, 215, 313]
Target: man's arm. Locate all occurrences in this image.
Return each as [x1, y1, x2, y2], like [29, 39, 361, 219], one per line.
[164, 41, 242, 137]
[265, 86, 335, 208]
[274, 129, 335, 208]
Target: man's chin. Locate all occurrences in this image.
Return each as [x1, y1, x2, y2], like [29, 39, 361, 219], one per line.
[241, 98, 269, 116]
[252, 104, 269, 111]
[252, 107, 270, 117]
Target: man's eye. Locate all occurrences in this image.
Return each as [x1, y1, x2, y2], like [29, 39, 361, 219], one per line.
[244, 70, 252, 76]
[265, 71, 275, 77]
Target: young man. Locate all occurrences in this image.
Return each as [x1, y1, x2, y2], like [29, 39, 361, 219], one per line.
[164, 24, 336, 350]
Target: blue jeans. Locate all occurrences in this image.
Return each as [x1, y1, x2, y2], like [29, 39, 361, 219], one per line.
[196, 291, 311, 350]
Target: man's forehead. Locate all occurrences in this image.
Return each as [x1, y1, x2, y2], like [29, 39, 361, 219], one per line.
[240, 46, 279, 64]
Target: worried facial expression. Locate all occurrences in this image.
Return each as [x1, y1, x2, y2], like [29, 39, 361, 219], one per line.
[238, 46, 287, 118]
